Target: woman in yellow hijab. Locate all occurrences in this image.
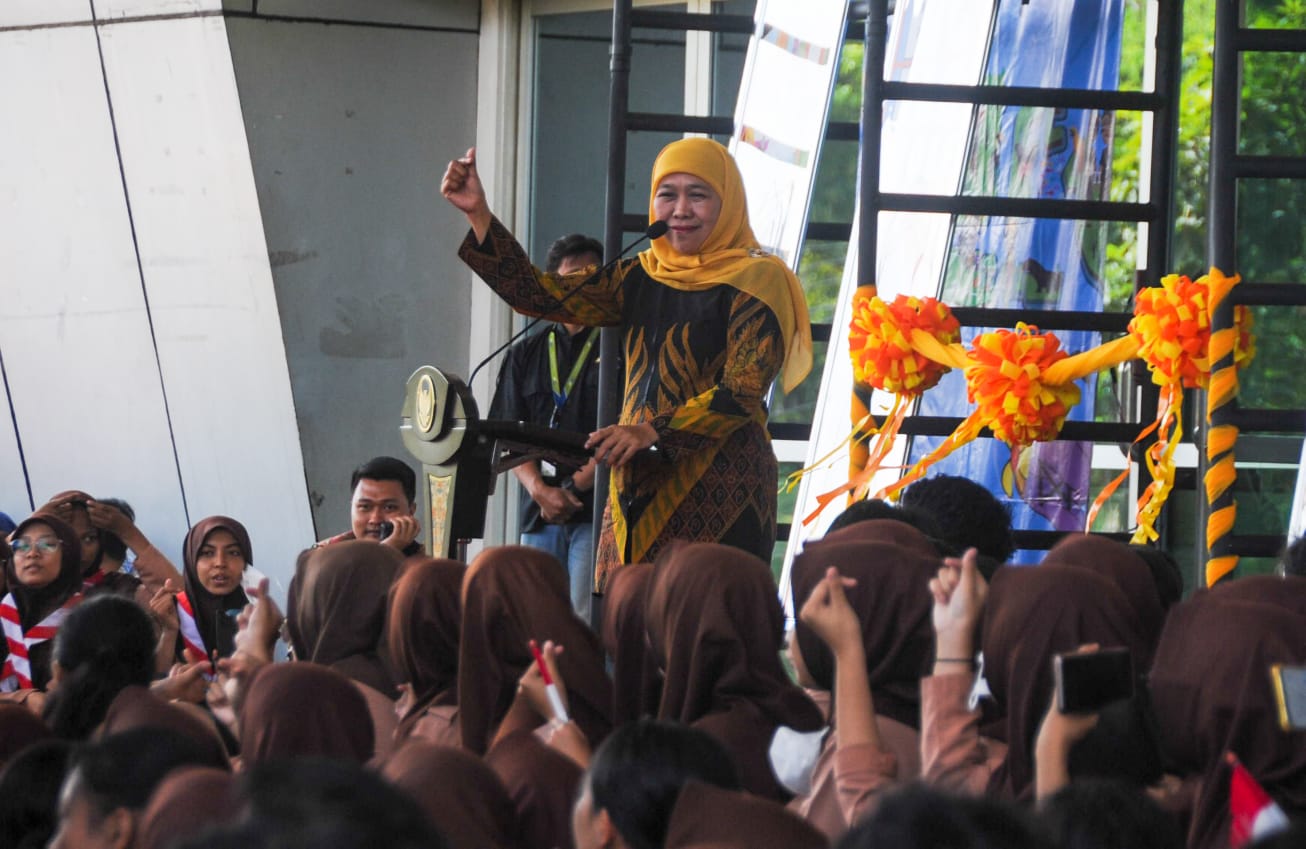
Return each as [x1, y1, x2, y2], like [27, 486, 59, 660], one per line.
[444, 137, 812, 588]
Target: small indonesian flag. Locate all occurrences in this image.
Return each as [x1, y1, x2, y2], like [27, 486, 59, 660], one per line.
[1228, 752, 1289, 848]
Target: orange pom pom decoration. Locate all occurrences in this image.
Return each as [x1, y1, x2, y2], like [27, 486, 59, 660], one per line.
[1129, 271, 1256, 389]
[965, 323, 1081, 448]
[849, 291, 960, 396]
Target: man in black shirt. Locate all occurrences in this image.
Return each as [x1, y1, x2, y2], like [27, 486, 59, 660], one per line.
[489, 234, 603, 620]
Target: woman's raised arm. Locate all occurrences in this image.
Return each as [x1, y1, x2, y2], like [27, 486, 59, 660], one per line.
[441, 146, 493, 243]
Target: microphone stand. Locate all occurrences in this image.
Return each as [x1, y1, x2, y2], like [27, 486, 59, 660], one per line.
[467, 220, 668, 390]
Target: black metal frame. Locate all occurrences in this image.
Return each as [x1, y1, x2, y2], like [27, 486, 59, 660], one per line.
[856, 0, 1182, 550]
[599, 1, 1202, 557]
[1200, 1, 1306, 579]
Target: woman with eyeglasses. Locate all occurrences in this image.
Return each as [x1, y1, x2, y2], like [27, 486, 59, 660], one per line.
[1, 512, 84, 696]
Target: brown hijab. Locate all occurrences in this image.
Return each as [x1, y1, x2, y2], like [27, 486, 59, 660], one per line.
[239, 663, 375, 764]
[387, 558, 464, 738]
[1149, 580, 1306, 849]
[458, 545, 612, 754]
[1040, 533, 1165, 666]
[979, 564, 1150, 799]
[646, 542, 823, 800]
[1206, 573, 1306, 616]
[287, 540, 401, 698]
[484, 729, 582, 849]
[181, 516, 253, 659]
[819, 517, 943, 558]
[664, 780, 827, 849]
[136, 767, 238, 849]
[99, 685, 230, 766]
[791, 528, 939, 729]
[381, 741, 523, 849]
[601, 562, 661, 725]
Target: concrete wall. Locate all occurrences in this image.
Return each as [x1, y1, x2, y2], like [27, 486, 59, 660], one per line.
[224, 1, 481, 541]
[0, 0, 316, 593]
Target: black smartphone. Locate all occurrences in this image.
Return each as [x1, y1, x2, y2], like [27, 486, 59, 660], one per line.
[378, 520, 395, 540]
[1271, 665, 1306, 730]
[1054, 647, 1134, 713]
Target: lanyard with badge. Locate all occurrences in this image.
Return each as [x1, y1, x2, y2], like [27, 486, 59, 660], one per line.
[547, 326, 599, 429]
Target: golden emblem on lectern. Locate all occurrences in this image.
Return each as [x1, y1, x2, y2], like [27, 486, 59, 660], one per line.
[416, 373, 437, 434]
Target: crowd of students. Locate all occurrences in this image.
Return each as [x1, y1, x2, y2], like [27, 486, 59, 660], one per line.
[0, 472, 1303, 849]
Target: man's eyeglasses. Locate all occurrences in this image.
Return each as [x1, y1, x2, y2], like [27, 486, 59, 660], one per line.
[11, 537, 61, 555]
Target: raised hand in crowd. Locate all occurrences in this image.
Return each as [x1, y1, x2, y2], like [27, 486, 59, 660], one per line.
[148, 579, 180, 632]
[212, 577, 283, 730]
[1034, 642, 1102, 801]
[149, 578, 181, 675]
[513, 639, 591, 767]
[930, 547, 987, 675]
[798, 565, 861, 659]
[799, 565, 887, 756]
[85, 498, 136, 544]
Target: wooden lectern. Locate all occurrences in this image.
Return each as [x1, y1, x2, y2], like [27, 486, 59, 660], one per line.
[400, 365, 591, 561]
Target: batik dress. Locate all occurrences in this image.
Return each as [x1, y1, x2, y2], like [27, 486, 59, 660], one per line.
[460, 219, 783, 588]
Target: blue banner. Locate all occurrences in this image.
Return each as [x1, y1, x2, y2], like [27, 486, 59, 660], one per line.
[910, 0, 1124, 561]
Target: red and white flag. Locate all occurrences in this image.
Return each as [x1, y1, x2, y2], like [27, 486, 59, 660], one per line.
[1228, 752, 1289, 848]
[175, 591, 208, 662]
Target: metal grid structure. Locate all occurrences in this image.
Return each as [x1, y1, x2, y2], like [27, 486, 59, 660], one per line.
[1201, 0, 1306, 579]
[599, 1, 1302, 570]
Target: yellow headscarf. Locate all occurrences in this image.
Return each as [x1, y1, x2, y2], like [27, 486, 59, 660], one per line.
[638, 138, 813, 393]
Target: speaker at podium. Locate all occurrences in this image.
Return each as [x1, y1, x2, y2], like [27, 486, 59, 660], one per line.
[400, 365, 592, 561]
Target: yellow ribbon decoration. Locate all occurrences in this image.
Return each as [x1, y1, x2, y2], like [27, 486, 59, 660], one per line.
[807, 268, 1255, 552]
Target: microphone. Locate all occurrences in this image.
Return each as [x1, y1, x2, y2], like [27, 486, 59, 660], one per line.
[467, 220, 668, 390]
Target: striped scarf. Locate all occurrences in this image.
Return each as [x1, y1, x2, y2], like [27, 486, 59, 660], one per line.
[175, 591, 207, 661]
[0, 592, 79, 691]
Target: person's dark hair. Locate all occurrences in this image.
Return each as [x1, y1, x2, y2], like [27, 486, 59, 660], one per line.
[826, 499, 942, 539]
[1040, 779, 1181, 849]
[43, 595, 157, 739]
[96, 498, 135, 563]
[587, 719, 741, 849]
[1127, 543, 1184, 610]
[545, 233, 604, 273]
[0, 739, 74, 849]
[69, 727, 227, 816]
[900, 474, 1016, 563]
[1279, 536, 1306, 579]
[1065, 683, 1164, 787]
[234, 758, 450, 849]
[350, 457, 417, 506]
[835, 784, 1051, 849]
